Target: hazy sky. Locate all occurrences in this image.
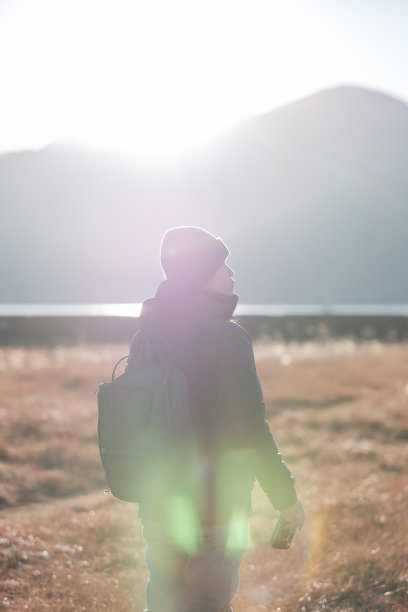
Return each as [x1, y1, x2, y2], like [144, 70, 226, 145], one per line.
[1, 0, 407, 157]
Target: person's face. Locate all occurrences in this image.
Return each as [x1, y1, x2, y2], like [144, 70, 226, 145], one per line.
[204, 263, 235, 295]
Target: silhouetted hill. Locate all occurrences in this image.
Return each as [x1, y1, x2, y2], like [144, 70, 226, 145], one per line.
[1, 85, 408, 304]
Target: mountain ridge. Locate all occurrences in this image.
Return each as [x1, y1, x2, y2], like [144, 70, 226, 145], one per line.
[1, 85, 408, 304]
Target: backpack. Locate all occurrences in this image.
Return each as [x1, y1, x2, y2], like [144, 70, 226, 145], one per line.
[97, 331, 198, 503]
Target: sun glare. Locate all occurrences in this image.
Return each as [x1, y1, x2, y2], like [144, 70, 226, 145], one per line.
[0, 0, 342, 158]
[65, 0, 263, 158]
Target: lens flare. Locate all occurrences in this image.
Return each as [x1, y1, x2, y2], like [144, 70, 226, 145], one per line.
[226, 508, 249, 554]
[166, 495, 203, 554]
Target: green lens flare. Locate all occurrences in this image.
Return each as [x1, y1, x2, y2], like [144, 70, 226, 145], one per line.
[166, 495, 202, 554]
[226, 509, 248, 554]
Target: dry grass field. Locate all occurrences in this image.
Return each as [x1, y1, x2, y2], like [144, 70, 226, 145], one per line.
[0, 339, 407, 611]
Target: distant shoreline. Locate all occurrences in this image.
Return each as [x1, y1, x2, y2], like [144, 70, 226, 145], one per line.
[1, 303, 408, 318]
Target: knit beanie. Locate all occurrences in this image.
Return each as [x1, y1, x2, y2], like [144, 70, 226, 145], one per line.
[160, 226, 229, 287]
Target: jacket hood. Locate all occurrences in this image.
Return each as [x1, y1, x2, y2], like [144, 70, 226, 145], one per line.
[138, 279, 239, 340]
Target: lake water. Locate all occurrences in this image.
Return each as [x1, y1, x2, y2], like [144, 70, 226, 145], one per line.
[1, 304, 408, 317]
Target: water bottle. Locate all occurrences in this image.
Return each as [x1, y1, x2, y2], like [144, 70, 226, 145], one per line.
[270, 515, 297, 549]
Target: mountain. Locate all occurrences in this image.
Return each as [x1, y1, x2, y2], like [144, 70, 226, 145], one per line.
[1, 85, 408, 304]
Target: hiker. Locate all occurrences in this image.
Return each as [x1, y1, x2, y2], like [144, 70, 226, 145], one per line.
[128, 226, 304, 612]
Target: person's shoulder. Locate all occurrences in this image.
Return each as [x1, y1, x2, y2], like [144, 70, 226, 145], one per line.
[205, 319, 253, 353]
[215, 319, 251, 338]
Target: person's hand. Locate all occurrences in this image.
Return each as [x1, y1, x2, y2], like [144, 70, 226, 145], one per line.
[279, 500, 305, 530]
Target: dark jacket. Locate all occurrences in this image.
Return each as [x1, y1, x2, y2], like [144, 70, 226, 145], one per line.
[129, 280, 297, 526]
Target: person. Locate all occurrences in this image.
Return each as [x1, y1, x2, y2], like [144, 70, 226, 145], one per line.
[127, 226, 304, 612]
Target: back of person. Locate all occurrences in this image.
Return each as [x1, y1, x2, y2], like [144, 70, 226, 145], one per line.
[128, 226, 304, 612]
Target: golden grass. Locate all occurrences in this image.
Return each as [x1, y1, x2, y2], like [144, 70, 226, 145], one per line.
[0, 340, 408, 611]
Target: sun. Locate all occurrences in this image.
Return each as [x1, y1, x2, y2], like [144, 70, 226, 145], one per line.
[66, 0, 249, 158]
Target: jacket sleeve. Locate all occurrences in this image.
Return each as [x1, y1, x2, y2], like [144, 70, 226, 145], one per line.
[214, 322, 298, 510]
